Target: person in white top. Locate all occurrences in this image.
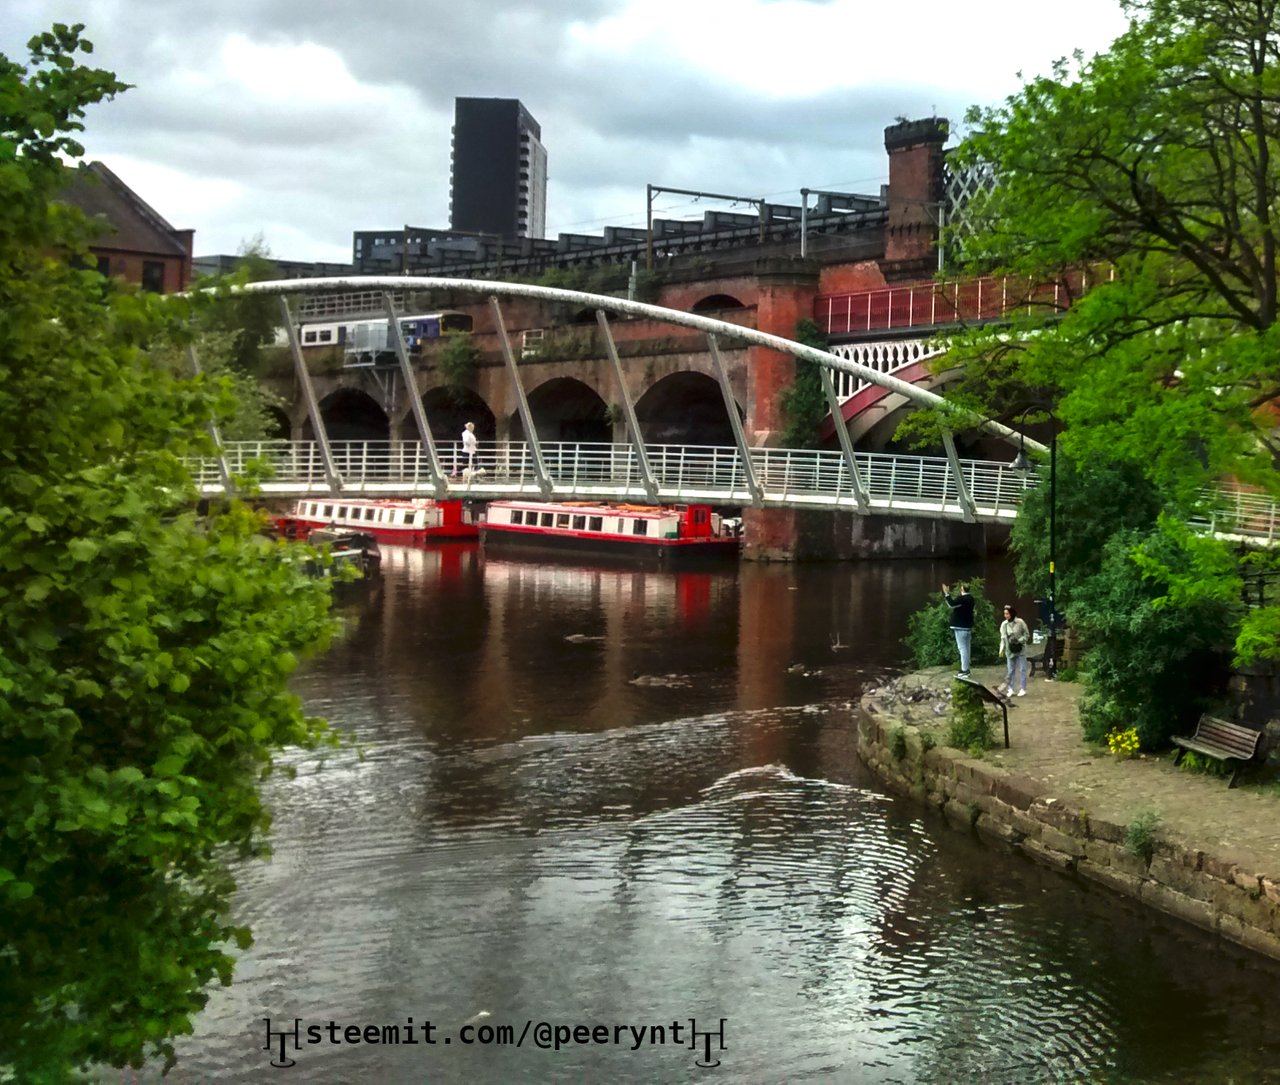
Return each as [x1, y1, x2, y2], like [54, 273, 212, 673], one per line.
[999, 603, 1032, 697]
[461, 422, 478, 476]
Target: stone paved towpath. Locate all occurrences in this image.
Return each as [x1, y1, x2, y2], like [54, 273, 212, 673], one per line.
[892, 663, 1280, 885]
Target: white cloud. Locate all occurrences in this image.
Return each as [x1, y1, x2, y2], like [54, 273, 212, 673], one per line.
[1, 0, 1132, 261]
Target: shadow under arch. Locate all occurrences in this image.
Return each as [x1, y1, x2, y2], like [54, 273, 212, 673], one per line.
[635, 371, 739, 446]
[304, 387, 388, 443]
[508, 376, 609, 444]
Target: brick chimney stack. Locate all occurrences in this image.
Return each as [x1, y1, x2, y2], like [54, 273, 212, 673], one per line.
[883, 117, 949, 279]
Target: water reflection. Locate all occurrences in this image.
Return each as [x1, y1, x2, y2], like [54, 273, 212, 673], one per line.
[112, 549, 1280, 1084]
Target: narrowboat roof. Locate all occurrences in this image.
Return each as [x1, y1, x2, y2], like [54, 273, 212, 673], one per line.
[487, 501, 698, 519]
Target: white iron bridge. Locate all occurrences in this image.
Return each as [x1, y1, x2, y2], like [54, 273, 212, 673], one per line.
[192, 440, 1280, 543]
[196, 439, 1031, 524]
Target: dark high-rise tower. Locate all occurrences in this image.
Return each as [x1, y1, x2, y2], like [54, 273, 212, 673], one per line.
[449, 98, 547, 241]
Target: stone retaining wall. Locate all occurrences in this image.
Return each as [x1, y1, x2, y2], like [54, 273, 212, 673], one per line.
[856, 706, 1280, 962]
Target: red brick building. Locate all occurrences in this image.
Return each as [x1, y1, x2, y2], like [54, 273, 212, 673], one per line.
[59, 162, 194, 293]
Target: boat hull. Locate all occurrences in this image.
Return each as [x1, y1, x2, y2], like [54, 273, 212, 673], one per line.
[481, 525, 739, 566]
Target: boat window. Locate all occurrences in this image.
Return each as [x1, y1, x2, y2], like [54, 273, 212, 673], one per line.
[572, 515, 586, 530]
[322, 505, 334, 520]
[338, 507, 348, 521]
[364, 507, 375, 521]
[556, 514, 570, 528]
[588, 516, 603, 532]
[632, 519, 649, 536]
[541, 512, 554, 527]
[694, 508, 707, 524]
[511, 510, 523, 525]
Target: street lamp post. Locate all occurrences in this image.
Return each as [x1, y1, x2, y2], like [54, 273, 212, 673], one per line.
[1010, 407, 1059, 679]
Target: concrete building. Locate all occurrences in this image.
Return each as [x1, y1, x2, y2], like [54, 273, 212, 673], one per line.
[450, 97, 546, 241]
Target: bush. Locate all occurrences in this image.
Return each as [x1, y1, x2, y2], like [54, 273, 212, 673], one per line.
[889, 726, 908, 761]
[1125, 811, 1160, 864]
[902, 577, 1003, 669]
[947, 680, 994, 755]
[1072, 527, 1238, 748]
[438, 332, 478, 386]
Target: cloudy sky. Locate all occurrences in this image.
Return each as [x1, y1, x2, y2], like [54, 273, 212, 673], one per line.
[5, 1, 1130, 264]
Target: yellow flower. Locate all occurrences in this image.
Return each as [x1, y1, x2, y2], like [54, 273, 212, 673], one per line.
[1107, 727, 1140, 759]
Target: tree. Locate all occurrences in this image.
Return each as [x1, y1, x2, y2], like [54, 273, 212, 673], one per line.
[779, 318, 829, 448]
[0, 27, 335, 1077]
[197, 235, 286, 378]
[932, 0, 1280, 666]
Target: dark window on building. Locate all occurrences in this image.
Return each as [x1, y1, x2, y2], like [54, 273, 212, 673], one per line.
[96, 255, 111, 277]
[141, 260, 165, 293]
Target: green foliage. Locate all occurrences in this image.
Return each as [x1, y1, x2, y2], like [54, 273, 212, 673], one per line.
[1009, 451, 1162, 603]
[0, 27, 337, 1077]
[1072, 525, 1239, 748]
[778, 318, 828, 448]
[438, 331, 479, 386]
[148, 329, 287, 442]
[947, 681, 994, 756]
[942, 0, 1280, 500]
[901, 577, 1002, 669]
[1174, 750, 1231, 778]
[196, 237, 283, 377]
[1124, 810, 1161, 865]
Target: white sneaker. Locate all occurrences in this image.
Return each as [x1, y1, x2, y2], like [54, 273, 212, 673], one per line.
[1005, 687, 1014, 697]
[1017, 689, 1026, 697]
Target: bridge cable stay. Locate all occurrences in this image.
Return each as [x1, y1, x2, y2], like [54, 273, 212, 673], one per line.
[596, 310, 659, 503]
[280, 297, 342, 493]
[818, 367, 870, 513]
[939, 430, 978, 523]
[706, 333, 763, 504]
[382, 293, 448, 499]
[489, 297, 553, 497]
[185, 343, 234, 495]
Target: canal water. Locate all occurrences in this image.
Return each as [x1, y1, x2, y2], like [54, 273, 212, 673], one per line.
[123, 547, 1280, 1084]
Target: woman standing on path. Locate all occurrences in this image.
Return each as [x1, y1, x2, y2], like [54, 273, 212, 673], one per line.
[999, 604, 1031, 697]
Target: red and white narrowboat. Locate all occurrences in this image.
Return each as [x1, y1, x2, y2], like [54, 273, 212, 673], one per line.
[481, 501, 740, 563]
[274, 497, 479, 546]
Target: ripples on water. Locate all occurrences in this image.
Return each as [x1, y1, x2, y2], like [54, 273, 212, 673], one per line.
[110, 551, 1280, 1084]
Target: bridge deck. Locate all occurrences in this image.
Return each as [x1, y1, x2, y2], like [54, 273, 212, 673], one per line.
[191, 441, 1279, 544]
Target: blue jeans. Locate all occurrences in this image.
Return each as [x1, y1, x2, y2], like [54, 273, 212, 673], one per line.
[952, 627, 972, 672]
[1005, 653, 1027, 692]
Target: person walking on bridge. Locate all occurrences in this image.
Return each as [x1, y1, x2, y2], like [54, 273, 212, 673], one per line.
[460, 421, 478, 477]
[942, 582, 974, 677]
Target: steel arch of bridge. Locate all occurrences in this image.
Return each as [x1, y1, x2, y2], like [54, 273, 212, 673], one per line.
[193, 276, 1047, 522]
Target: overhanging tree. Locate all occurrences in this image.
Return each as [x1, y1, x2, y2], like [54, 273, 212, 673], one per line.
[931, 0, 1280, 675]
[1, 26, 335, 1077]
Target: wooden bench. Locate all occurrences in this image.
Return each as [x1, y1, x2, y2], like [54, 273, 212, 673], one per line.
[1171, 714, 1262, 788]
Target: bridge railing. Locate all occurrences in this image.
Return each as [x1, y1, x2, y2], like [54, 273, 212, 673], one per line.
[189, 441, 1279, 541]
[189, 440, 1033, 520]
[815, 270, 1093, 337]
